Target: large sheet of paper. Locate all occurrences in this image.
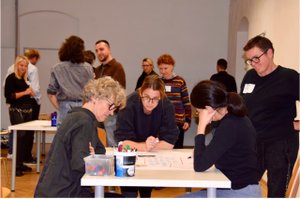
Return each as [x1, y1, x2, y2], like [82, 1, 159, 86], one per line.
[136, 150, 193, 170]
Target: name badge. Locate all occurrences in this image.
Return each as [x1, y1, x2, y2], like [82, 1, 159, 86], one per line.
[243, 84, 255, 93]
[165, 85, 171, 92]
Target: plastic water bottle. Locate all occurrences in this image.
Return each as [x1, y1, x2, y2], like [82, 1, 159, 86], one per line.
[51, 112, 57, 127]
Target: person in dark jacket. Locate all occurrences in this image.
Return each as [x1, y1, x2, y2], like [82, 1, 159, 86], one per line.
[4, 55, 36, 176]
[210, 58, 237, 92]
[115, 75, 179, 198]
[135, 57, 158, 90]
[180, 80, 261, 198]
[34, 77, 126, 197]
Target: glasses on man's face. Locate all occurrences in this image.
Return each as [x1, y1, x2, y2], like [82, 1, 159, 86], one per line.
[106, 98, 119, 113]
[141, 95, 160, 104]
[142, 64, 151, 67]
[245, 49, 268, 65]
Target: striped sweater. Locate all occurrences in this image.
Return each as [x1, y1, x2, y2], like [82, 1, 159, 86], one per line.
[161, 75, 192, 126]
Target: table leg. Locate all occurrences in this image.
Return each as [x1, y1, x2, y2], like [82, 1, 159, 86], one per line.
[94, 186, 104, 198]
[11, 130, 17, 191]
[207, 188, 216, 198]
[36, 131, 41, 173]
[42, 131, 45, 156]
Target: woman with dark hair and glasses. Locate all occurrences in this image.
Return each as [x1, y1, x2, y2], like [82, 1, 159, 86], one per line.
[180, 80, 261, 198]
[35, 77, 126, 197]
[115, 75, 179, 198]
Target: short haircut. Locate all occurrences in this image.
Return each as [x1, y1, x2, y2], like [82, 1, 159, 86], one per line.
[95, 40, 110, 48]
[24, 48, 40, 60]
[84, 50, 96, 65]
[217, 58, 227, 70]
[243, 35, 274, 53]
[157, 54, 175, 66]
[142, 58, 154, 66]
[82, 76, 126, 109]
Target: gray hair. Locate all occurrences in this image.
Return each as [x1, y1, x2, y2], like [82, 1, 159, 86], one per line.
[82, 76, 126, 109]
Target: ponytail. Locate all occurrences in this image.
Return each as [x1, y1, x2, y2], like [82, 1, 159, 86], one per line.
[227, 92, 247, 117]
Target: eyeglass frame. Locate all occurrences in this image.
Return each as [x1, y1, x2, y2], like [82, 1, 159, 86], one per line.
[105, 98, 120, 113]
[244, 48, 269, 65]
[140, 95, 161, 104]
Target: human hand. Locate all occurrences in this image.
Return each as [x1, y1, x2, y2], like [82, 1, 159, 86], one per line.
[197, 106, 216, 134]
[294, 120, 300, 131]
[145, 136, 159, 151]
[25, 87, 35, 96]
[89, 142, 95, 156]
[182, 122, 190, 130]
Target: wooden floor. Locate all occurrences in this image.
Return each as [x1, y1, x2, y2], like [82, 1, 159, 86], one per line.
[1, 144, 267, 198]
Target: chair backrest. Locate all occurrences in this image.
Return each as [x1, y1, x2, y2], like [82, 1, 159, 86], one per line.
[97, 128, 107, 147]
[286, 157, 300, 198]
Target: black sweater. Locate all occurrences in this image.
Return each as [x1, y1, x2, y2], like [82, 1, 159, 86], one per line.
[194, 114, 258, 189]
[240, 66, 299, 143]
[4, 73, 33, 106]
[115, 91, 179, 144]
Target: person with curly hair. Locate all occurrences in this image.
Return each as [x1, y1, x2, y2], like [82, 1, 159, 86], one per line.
[35, 77, 126, 197]
[47, 35, 94, 126]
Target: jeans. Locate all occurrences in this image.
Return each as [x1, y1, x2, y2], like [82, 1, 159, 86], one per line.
[257, 133, 299, 197]
[178, 184, 261, 198]
[58, 101, 82, 127]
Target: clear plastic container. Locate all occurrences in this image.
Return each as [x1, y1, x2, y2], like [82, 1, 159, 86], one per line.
[84, 154, 114, 176]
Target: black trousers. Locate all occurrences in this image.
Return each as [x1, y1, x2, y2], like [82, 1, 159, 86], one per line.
[174, 125, 185, 149]
[257, 133, 299, 197]
[24, 100, 40, 161]
[9, 105, 33, 169]
[121, 187, 152, 198]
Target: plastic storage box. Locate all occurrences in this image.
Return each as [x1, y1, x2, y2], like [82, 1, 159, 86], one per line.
[84, 154, 114, 176]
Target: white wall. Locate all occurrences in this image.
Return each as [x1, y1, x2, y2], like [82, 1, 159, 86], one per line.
[228, 0, 299, 77]
[2, 0, 298, 146]
[1, 0, 230, 146]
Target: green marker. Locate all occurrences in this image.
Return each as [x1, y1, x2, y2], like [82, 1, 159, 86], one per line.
[126, 144, 131, 152]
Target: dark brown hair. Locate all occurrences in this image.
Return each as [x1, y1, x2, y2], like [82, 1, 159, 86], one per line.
[95, 40, 110, 48]
[191, 80, 247, 117]
[58, 35, 85, 63]
[243, 35, 274, 53]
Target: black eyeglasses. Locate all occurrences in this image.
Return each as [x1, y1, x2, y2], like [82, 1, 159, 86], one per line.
[141, 95, 160, 104]
[106, 98, 120, 113]
[245, 49, 268, 65]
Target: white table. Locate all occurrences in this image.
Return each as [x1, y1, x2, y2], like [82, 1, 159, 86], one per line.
[81, 149, 231, 198]
[8, 120, 57, 191]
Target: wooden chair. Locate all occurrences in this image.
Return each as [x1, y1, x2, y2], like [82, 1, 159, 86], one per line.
[1, 157, 11, 198]
[97, 127, 107, 147]
[97, 128, 121, 194]
[286, 156, 300, 198]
